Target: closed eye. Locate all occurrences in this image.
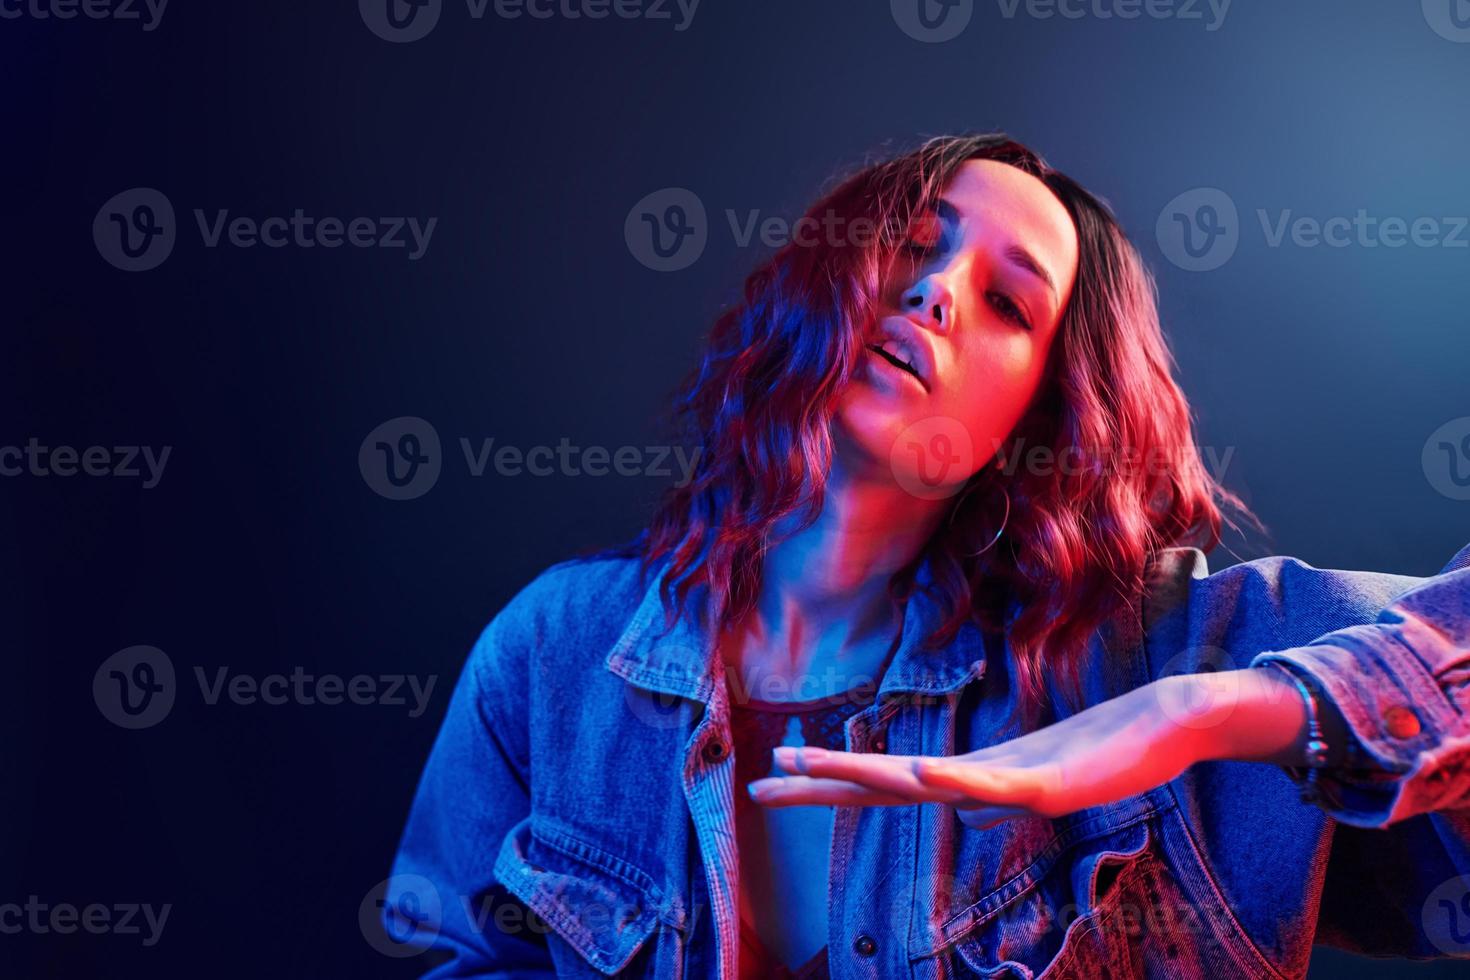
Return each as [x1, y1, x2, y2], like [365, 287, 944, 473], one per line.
[902, 206, 952, 257]
[988, 291, 1032, 330]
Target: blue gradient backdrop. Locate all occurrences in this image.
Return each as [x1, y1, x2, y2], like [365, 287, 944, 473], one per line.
[2, 1, 1467, 976]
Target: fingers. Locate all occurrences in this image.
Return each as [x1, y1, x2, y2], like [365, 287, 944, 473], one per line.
[748, 774, 1030, 830]
[772, 746, 964, 804]
[747, 775, 912, 808]
[759, 747, 1067, 815]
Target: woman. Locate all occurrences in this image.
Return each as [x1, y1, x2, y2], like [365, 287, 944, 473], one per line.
[384, 133, 1470, 978]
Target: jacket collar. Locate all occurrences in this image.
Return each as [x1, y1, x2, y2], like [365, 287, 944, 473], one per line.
[603, 555, 989, 705]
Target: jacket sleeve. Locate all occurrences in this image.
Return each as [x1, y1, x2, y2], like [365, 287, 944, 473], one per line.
[1247, 541, 1470, 829]
[1237, 542, 1470, 960]
[381, 587, 557, 977]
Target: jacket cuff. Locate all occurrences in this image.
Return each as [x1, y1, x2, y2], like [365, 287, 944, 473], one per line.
[1248, 627, 1466, 828]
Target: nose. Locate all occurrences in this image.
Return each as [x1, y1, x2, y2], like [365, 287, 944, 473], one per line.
[900, 276, 953, 335]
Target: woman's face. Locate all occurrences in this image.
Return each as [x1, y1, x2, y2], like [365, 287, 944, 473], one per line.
[835, 158, 1081, 499]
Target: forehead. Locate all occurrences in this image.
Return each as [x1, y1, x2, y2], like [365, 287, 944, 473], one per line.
[940, 158, 1079, 292]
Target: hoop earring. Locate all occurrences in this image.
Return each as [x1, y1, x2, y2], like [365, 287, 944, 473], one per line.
[946, 477, 984, 520]
[963, 485, 1010, 558]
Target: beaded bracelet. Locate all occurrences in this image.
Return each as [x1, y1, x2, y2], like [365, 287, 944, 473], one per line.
[1259, 660, 1330, 805]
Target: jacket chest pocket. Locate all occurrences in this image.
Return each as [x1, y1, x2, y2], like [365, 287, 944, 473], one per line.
[494, 818, 687, 976]
[939, 813, 1157, 979]
[927, 796, 1277, 980]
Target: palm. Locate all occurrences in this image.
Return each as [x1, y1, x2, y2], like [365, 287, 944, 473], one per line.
[750, 678, 1202, 830]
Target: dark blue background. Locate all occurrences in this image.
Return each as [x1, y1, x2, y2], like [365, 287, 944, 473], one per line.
[3, 1, 1467, 976]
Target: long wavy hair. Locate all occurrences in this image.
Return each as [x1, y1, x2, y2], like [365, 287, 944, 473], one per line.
[587, 133, 1258, 730]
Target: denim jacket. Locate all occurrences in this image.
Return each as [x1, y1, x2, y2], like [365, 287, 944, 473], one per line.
[385, 540, 1470, 978]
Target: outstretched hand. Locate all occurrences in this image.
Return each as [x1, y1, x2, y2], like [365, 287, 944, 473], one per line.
[747, 672, 1273, 830]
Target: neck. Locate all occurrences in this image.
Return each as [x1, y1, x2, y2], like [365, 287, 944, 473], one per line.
[720, 442, 952, 702]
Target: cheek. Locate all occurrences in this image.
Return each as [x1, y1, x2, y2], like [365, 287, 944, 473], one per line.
[946, 333, 1048, 444]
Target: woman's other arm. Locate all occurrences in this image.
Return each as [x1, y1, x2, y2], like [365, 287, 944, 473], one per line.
[383, 595, 555, 978]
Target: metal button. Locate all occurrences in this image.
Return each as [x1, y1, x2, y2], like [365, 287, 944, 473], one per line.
[702, 739, 728, 763]
[853, 934, 877, 957]
[871, 730, 888, 754]
[1384, 706, 1421, 739]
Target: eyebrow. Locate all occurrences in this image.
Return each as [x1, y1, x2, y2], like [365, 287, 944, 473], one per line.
[1004, 244, 1059, 305]
[936, 198, 1059, 305]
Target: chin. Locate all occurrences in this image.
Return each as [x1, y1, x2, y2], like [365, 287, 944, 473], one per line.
[835, 390, 979, 501]
[834, 390, 910, 462]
